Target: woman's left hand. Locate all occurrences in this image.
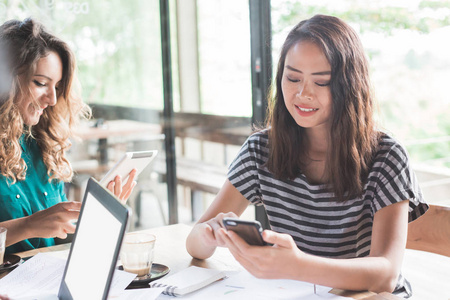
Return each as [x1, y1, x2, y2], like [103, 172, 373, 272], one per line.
[106, 169, 137, 203]
[217, 228, 303, 280]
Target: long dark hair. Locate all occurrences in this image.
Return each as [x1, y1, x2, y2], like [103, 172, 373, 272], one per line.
[266, 14, 379, 201]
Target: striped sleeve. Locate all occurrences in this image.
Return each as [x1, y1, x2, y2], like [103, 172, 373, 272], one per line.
[227, 134, 265, 205]
[371, 138, 428, 222]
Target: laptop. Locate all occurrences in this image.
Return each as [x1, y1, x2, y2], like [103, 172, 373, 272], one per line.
[58, 177, 129, 300]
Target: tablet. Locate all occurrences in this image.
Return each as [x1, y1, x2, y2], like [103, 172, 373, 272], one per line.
[99, 150, 157, 187]
[59, 177, 129, 300]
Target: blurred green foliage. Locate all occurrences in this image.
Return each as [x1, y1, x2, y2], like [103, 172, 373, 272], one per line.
[273, 0, 450, 35]
[272, 0, 450, 167]
[0, 0, 165, 109]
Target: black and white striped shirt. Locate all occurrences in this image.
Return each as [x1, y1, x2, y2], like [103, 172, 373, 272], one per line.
[228, 130, 428, 259]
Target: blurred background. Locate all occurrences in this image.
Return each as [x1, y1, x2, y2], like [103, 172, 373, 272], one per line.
[1, 0, 449, 229]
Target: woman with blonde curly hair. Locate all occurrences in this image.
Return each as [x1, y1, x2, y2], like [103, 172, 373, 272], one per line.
[0, 18, 136, 254]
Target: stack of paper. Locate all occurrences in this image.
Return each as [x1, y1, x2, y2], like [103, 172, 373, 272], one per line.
[0, 253, 151, 300]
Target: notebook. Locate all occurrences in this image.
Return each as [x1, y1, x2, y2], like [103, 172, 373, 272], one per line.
[149, 266, 226, 296]
[58, 177, 130, 300]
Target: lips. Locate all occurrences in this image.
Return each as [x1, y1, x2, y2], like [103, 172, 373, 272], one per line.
[33, 104, 46, 115]
[297, 106, 318, 112]
[295, 104, 318, 116]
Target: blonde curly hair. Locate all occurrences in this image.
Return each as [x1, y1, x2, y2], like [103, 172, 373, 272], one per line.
[0, 18, 91, 184]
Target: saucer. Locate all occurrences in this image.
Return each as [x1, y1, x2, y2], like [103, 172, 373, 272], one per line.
[118, 263, 170, 288]
[0, 254, 22, 273]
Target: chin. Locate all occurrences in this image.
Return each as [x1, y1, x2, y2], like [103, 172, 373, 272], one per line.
[24, 116, 41, 126]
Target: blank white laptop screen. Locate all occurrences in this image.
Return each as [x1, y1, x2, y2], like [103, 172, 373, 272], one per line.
[58, 178, 128, 300]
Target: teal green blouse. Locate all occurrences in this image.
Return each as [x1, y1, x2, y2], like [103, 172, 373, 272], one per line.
[0, 135, 67, 254]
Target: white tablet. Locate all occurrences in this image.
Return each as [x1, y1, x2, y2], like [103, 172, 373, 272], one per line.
[59, 178, 129, 300]
[99, 150, 158, 187]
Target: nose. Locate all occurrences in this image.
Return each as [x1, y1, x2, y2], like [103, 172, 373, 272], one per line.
[296, 80, 313, 101]
[46, 87, 58, 106]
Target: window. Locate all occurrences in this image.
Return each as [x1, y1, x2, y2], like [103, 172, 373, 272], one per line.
[2, 0, 165, 109]
[196, 0, 252, 116]
[271, 0, 450, 204]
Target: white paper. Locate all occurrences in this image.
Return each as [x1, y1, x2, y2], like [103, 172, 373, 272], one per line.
[111, 287, 164, 300]
[0, 253, 66, 297]
[44, 249, 71, 260]
[0, 252, 136, 299]
[108, 270, 138, 297]
[156, 270, 353, 300]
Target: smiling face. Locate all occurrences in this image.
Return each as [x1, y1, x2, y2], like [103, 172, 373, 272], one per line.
[18, 51, 62, 126]
[282, 41, 332, 134]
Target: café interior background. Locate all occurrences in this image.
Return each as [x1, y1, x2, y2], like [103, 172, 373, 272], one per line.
[1, 0, 450, 228]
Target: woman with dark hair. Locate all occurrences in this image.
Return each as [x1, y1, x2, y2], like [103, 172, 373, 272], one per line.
[0, 18, 136, 254]
[186, 15, 427, 297]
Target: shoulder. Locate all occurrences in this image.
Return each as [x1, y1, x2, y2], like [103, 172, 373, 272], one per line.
[375, 133, 409, 166]
[367, 133, 427, 219]
[247, 129, 269, 146]
[369, 133, 413, 186]
[242, 129, 270, 158]
[229, 129, 269, 170]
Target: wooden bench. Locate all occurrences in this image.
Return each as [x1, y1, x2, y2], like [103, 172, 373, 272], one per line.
[150, 112, 251, 221]
[152, 156, 228, 221]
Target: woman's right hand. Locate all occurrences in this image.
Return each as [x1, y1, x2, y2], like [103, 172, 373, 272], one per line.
[187, 211, 239, 259]
[201, 212, 238, 248]
[26, 201, 81, 239]
[186, 179, 249, 260]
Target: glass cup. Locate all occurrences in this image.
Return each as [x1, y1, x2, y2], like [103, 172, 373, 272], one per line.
[0, 227, 7, 265]
[120, 232, 156, 277]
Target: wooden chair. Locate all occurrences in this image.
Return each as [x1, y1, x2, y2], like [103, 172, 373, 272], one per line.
[406, 204, 450, 257]
[402, 204, 450, 299]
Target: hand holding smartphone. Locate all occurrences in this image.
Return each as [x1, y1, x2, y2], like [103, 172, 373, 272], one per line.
[222, 217, 267, 246]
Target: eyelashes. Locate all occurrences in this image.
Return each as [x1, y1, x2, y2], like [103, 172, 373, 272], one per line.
[33, 80, 61, 93]
[33, 80, 45, 87]
[286, 77, 330, 87]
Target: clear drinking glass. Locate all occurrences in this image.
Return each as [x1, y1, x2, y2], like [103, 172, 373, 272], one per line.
[120, 232, 156, 277]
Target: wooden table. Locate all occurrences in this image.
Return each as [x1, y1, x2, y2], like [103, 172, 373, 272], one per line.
[75, 119, 163, 141]
[75, 119, 164, 165]
[5, 224, 402, 299]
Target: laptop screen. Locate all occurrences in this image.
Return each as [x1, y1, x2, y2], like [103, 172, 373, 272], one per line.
[59, 178, 129, 300]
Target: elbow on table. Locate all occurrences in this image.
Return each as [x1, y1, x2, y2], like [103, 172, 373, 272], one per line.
[185, 234, 215, 260]
[368, 270, 399, 294]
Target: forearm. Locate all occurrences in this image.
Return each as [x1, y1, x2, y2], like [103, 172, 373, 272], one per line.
[186, 223, 217, 259]
[1, 217, 34, 247]
[291, 200, 408, 293]
[292, 253, 399, 293]
[186, 180, 250, 260]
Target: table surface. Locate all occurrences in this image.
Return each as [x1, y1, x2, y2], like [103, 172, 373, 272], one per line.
[4, 223, 405, 300]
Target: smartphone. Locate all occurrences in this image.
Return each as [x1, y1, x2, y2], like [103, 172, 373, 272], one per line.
[222, 217, 267, 246]
[99, 150, 157, 187]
